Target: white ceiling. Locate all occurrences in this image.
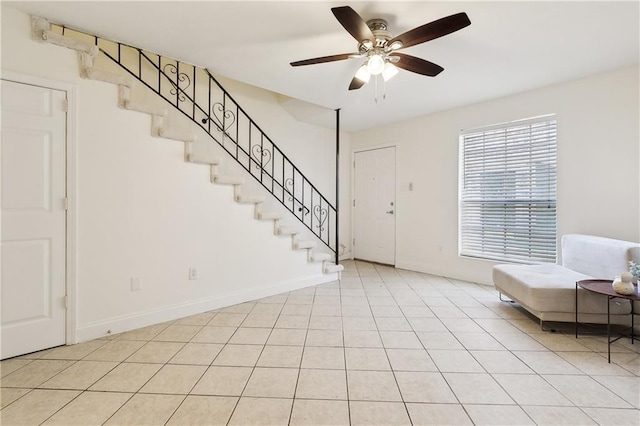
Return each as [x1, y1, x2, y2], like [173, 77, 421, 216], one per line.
[7, 1, 640, 132]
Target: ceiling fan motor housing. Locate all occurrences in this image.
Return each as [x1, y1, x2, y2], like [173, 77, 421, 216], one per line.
[367, 19, 391, 48]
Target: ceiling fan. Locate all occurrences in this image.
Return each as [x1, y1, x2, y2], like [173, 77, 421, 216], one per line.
[290, 6, 471, 90]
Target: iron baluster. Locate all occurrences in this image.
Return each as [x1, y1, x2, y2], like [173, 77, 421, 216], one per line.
[235, 105, 239, 160]
[335, 108, 340, 263]
[301, 180, 305, 222]
[207, 75, 211, 133]
[260, 134, 264, 183]
[192, 66, 196, 120]
[327, 207, 331, 248]
[271, 142, 275, 193]
[222, 92, 226, 144]
[175, 61, 179, 107]
[248, 122, 252, 173]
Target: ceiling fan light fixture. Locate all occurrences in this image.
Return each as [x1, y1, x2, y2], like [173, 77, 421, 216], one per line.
[389, 40, 403, 50]
[354, 64, 371, 83]
[361, 40, 373, 50]
[382, 62, 399, 81]
[367, 54, 385, 75]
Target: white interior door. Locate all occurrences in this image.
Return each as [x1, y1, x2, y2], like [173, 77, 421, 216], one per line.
[354, 147, 396, 265]
[1, 80, 67, 359]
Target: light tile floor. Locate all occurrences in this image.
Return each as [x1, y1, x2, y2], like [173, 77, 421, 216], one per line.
[1, 260, 639, 425]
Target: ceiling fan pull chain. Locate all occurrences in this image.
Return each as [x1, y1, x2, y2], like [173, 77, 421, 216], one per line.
[374, 75, 379, 103]
[383, 78, 387, 100]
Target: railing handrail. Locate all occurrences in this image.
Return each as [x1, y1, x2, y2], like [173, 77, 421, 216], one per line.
[204, 69, 336, 212]
[129, 48, 335, 213]
[52, 22, 338, 254]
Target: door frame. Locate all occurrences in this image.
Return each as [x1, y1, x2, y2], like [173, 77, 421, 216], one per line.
[2, 70, 78, 345]
[350, 143, 398, 266]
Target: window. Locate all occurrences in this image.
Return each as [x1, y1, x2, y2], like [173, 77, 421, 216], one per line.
[459, 117, 557, 263]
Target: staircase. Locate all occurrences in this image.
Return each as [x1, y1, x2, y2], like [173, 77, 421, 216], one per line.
[31, 16, 343, 276]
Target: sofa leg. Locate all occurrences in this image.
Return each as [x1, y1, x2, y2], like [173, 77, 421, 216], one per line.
[539, 319, 557, 333]
[499, 292, 515, 303]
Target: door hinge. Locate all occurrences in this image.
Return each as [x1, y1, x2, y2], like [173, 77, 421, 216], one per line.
[353, 200, 355, 207]
[353, 161, 356, 169]
[62, 99, 69, 112]
[353, 238, 355, 246]
[64, 295, 68, 309]
[63, 197, 69, 210]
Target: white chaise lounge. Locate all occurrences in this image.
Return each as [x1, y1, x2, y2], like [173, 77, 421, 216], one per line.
[493, 234, 640, 327]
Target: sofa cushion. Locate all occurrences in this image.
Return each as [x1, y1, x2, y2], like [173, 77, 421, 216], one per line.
[493, 263, 634, 316]
[493, 264, 593, 313]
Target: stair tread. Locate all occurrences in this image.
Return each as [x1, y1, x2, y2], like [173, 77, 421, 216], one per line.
[158, 128, 197, 142]
[324, 263, 344, 273]
[277, 227, 299, 235]
[310, 253, 332, 262]
[214, 175, 244, 185]
[188, 153, 221, 165]
[294, 240, 316, 249]
[236, 195, 265, 204]
[257, 212, 282, 220]
[124, 100, 167, 117]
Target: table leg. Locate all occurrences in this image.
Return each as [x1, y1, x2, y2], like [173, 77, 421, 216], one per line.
[607, 296, 611, 363]
[575, 282, 578, 339]
[632, 301, 635, 345]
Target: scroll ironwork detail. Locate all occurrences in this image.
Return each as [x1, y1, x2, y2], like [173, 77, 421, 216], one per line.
[251, 145, 272, 170]
[313, 205, 327, 231]
[162, 63, 190, 102]
[210, 102, 236, 131]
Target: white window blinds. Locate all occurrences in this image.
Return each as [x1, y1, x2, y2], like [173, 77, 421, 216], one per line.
[460, 118, 557, 263]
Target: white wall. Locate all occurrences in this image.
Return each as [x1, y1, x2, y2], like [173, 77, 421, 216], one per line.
[1, 6, 347, 342]
[352, 65, 640, 285]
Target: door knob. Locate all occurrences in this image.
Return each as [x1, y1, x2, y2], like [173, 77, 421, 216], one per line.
[386, 210, 394, 214]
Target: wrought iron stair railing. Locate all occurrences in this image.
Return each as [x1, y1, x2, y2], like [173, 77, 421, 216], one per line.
[52, 24, 338, 259]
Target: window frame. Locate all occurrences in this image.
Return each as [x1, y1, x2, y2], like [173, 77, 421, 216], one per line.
[458, 115, 558, 264]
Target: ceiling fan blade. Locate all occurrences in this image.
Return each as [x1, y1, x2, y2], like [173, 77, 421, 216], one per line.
[290, 53, 355, 67]
[348, 76, 366, 91]
[388, 12, 471, 50]
[393, 53, 444, 77]
[331, 6, 375, 43]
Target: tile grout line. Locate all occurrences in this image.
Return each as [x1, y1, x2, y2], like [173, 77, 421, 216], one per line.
[1, 259, 638, 425]
[380, 263, 487, 424]
[340, 266, 356, 426]
[287, 284, 315, 425]
[367, 263, 415, 423]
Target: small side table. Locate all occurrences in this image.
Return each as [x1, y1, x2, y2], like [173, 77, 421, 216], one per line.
[575, 279, 639, 363]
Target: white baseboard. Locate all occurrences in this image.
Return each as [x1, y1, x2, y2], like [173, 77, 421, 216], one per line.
[75, 272, 337, 343]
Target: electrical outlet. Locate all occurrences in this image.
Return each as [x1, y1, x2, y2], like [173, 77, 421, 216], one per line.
[189, 267, 197, 280]
[131, 277, 141, 291]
